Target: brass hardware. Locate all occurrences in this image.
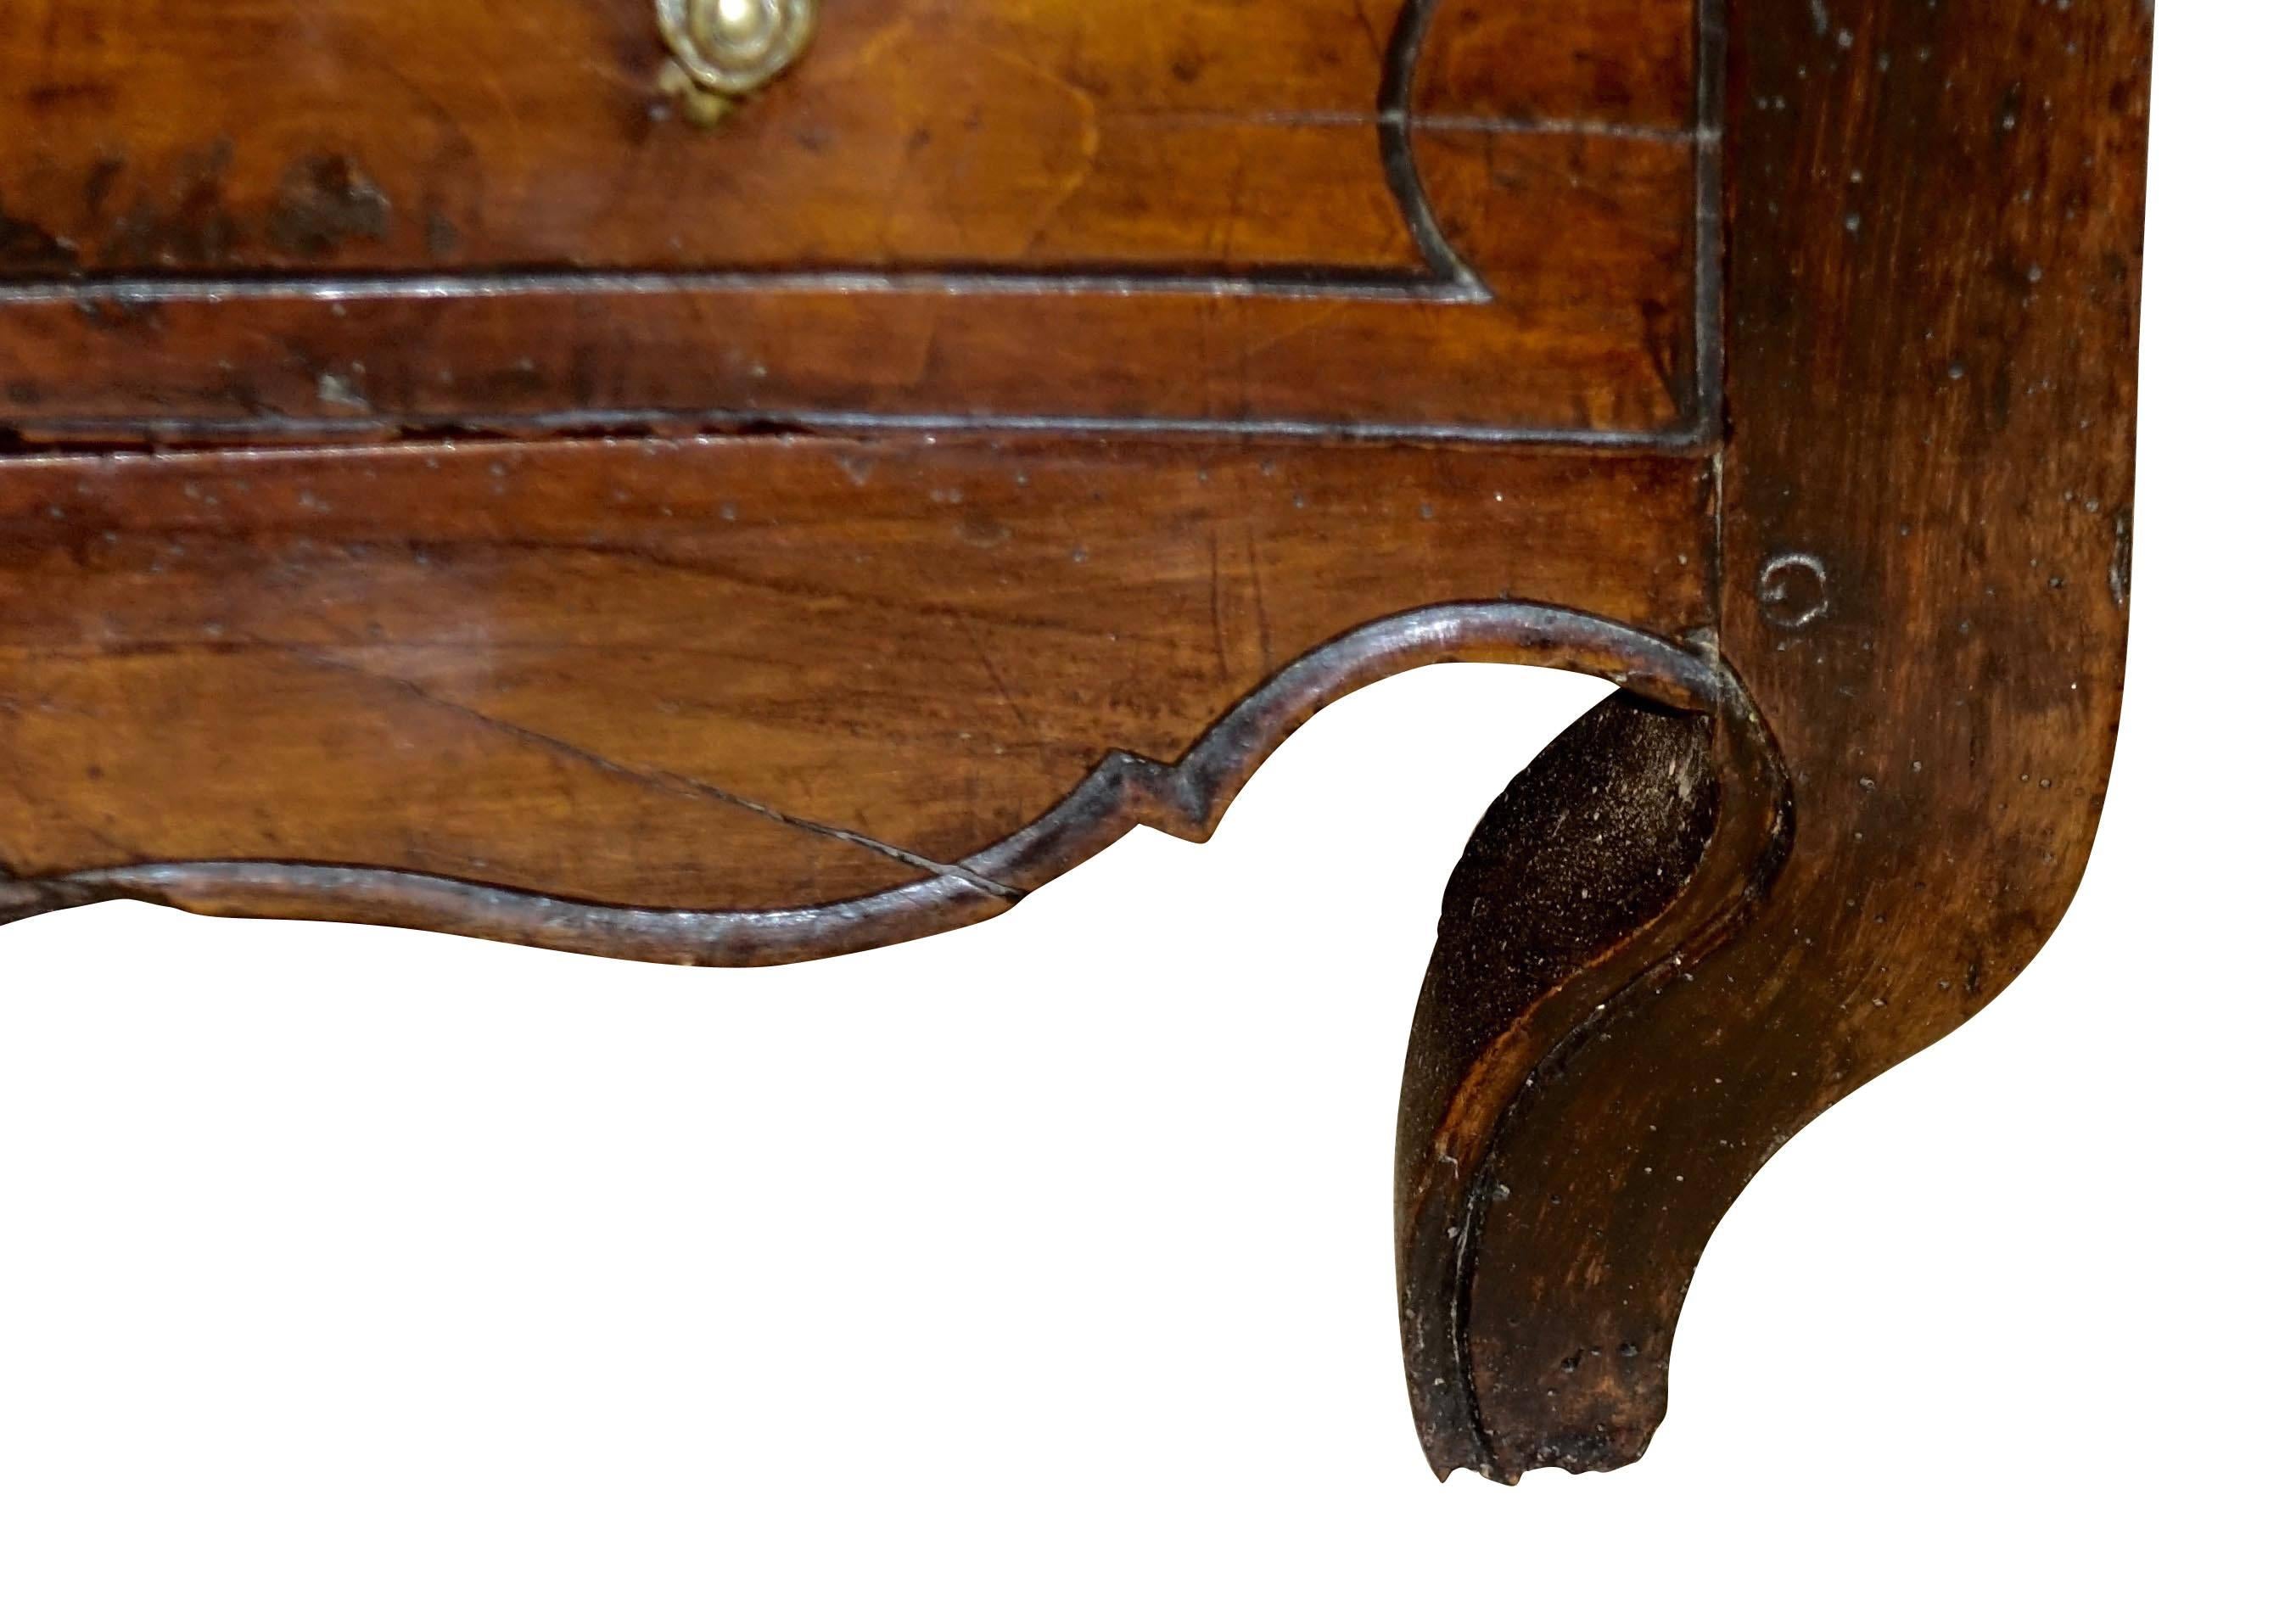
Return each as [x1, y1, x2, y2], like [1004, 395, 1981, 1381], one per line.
[656, 0, 815, 126]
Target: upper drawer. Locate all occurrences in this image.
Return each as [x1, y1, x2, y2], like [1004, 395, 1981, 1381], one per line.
[0, 0, 1714, 441]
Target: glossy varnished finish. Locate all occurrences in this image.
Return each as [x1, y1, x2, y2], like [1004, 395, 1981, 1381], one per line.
[1, 0, 1694, 272]
[0, 439, 1711, 915]
[0, 0, 1711, 438]
[0, 0, 2147, 1475]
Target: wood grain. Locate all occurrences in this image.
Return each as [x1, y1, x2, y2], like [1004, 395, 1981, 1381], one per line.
[0, 0, 1694, 272]
[3, 602, 1734, 965]
[2, 0, 1421, 274]
[0, 126, 1702, 440]
[1397, 0, 2148, 1477]
[0, 0, 2148, 1479]
[0, 0, 1709, 438]
[1417, 0, 1696, 128]
[0, 437, 1712, 913]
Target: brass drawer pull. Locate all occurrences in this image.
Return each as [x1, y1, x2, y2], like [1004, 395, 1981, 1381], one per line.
[657, 0, 815, 125]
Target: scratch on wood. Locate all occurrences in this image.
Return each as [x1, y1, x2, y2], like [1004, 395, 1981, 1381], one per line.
[287, 647, 1022, 898]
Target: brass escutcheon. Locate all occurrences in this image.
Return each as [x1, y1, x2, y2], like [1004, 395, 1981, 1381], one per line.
[657, 0, 815, 126]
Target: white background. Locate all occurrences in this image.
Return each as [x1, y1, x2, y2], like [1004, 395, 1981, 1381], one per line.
[4, 8, 2288, 1597]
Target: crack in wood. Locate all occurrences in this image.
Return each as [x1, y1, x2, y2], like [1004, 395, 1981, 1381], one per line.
[0, 604, 1738, 964]
[288, 647, 1022, 900]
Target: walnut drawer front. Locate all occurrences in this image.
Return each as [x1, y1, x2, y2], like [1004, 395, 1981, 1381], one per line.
[0, 0, 1712, 440]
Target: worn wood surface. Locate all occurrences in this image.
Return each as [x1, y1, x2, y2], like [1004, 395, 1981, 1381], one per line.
[0, 0, 1708, 438]
[0, 0, 2147, 1476]
[0, 439, 1711, 913]
[1, 0, 1694, 272]
[1395, 0, 2148, 1476]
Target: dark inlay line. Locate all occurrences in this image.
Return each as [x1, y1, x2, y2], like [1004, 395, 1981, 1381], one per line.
[1380, 0, 1487, 297]
[0, 264, 1487, 308]
[8, 406, 1718, 451]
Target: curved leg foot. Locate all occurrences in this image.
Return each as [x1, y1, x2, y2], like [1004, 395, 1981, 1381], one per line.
[1396, 686, 1789, 1479]
[1398, 0, 2145, 1481]
[1400, 627, 2121, 1481]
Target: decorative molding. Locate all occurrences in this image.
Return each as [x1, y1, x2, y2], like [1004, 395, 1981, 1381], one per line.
[2, 0, 1478, 310]
[0, 0, 1723, 444]
[0, 603, 1782, 966]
